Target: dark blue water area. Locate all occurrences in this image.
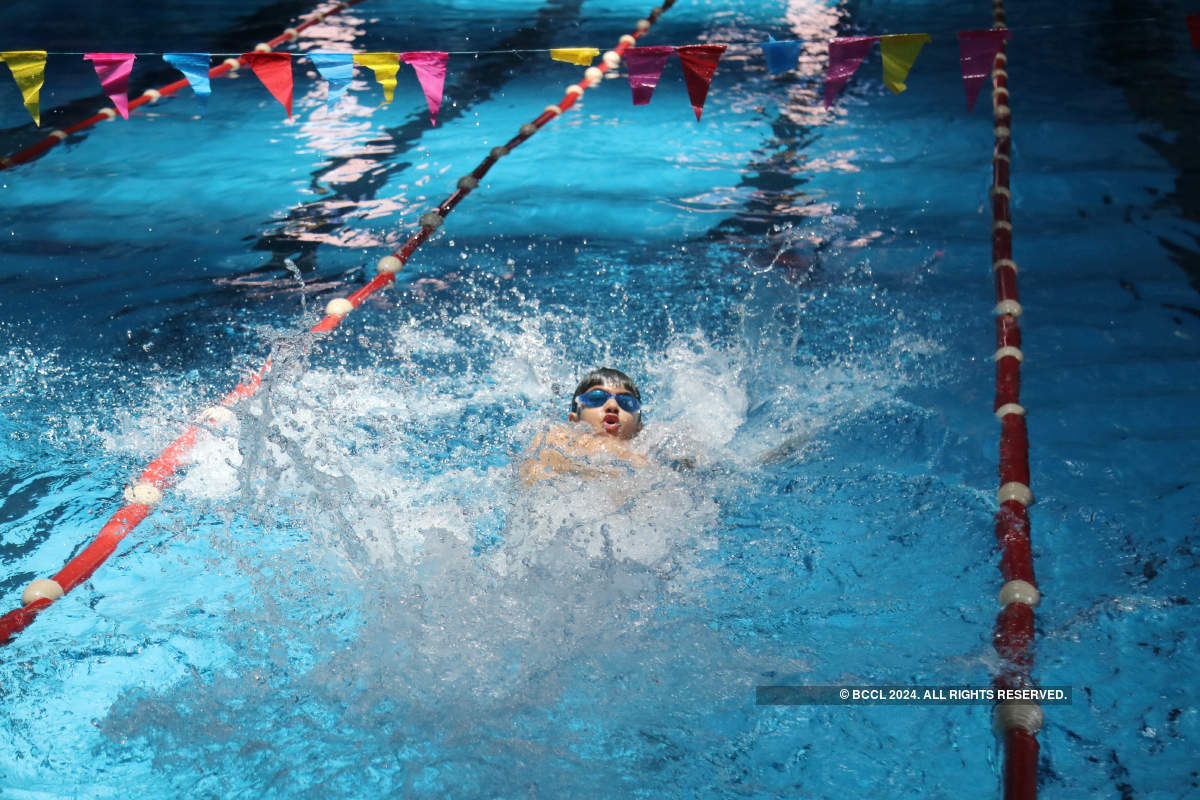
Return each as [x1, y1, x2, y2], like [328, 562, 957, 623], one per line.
[1, 0, 1199, 797]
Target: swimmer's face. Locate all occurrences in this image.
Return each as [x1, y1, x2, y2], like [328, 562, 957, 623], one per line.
[569, 383, 642, 440]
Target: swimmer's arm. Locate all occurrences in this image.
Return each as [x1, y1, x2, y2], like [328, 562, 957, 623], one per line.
[520, 428, 628, 484]
[521, 433, 582, 484]
[520, 448, 621, 484]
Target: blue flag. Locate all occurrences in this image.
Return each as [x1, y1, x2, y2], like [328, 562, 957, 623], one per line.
[163, 53, 211, 114]
[309, 52, 354, 108]
[761, 36, 804, 75]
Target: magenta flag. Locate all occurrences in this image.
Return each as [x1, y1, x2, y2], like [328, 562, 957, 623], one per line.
[624, 46, 673, 105]
[823, 36, 878, 109]
[676, 44, 725, 120]
[957, 29, 1011, 111]
[242, 52, 293, 118]
[83, 53, 136, 119]
[401, 51, 448, 126]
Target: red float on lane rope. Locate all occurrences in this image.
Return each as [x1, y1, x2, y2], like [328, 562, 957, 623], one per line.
[986, 5, 1040, 799]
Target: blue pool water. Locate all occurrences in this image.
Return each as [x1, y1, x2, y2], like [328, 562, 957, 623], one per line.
[2, 0, 1199, 797]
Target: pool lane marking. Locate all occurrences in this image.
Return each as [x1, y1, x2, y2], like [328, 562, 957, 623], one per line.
[0, 0, 370, 172]
[0, 358, 271, 640]
[0, 1, 678, 645]
[986, 5, 1042, 800]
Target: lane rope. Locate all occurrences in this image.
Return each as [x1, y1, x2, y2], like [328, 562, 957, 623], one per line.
[0, 0, 370, 172]
[985, 2, 1041, 798]
[0, 0, 679, 645]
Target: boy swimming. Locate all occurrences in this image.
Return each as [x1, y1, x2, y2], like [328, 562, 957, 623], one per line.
[520, 367, 648, 483]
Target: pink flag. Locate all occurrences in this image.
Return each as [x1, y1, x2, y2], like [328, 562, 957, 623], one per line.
[1188, 14, 1200, 49]
[401, 51, 448, 126]
[823, 36, 878, 109]
[624, 46, 673, 105]
[675, 44, 725, 121]
[83, 53, 135, 119]
[242, 52, 293, 118]
[957, 29, 1011, 111]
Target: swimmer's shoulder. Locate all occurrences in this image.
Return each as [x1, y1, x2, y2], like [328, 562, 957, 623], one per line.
[529, 422, 578, 452]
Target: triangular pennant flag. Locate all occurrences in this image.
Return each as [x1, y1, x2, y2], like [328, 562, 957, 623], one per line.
[956, 30, 1011, 111]
[0, 51, 47, 126]
[83, 53, 135, 119]
[163, 53, 211, 115]
[879, 34, 930, 94]
[823, 36, 878, 109]
[550, 48, 599, 66]
[623, 45, 673, 105]
[309, 52, 354, 108]
[1189, 15, 1200, 49]
[676, 44, 726, 121]
[401, 51, 448, 126]
[354, 52, 401, 104]
[761, 36, 804, 75]
[242, 52, 293, 118]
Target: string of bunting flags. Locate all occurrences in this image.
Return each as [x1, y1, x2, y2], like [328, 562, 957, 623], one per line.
[0, 0, 373, 169]
[0, 25, 1051, 135]
[0, 49, 452, 124]
[0, 45, 730, 127]
[5, 15, 1193, 158]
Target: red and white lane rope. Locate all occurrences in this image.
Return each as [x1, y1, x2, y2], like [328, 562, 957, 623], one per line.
[0, 0, 369, 172]
[985, 1, 1040, 798]
[0, 0, 679, 646]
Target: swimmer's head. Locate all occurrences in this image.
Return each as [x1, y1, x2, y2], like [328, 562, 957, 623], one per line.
[568, 367, 642, 440]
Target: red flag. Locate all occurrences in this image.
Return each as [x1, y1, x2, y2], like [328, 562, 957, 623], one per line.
[624, 46, 674, 105]
[675, 44, 725, 121]
[242, 52, 293, 118]
[1188, 14, 1200, 49]
[957, 30, 1010, 111]
[824, 36, 878, 108]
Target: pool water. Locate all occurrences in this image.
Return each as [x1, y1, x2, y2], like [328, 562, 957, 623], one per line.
[2, 0, 1198, 797]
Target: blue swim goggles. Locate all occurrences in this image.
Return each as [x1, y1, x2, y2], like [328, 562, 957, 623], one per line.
[575, 388, 642, 414]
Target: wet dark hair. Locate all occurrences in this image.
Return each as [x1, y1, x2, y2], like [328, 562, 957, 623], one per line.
[569, 367, 642, 416]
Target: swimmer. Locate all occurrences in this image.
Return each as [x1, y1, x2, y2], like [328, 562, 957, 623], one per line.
[521, 367, 649, 483]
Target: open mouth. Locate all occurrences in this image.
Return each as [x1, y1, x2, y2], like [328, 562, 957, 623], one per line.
[602, 413, 620, 433]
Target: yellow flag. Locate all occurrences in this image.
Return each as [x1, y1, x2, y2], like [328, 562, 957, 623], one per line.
[550, 48, 599, 66]
[0, 50, 48, 126]
[879, 34, 930, 95]
[353, 52, 401, 103]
